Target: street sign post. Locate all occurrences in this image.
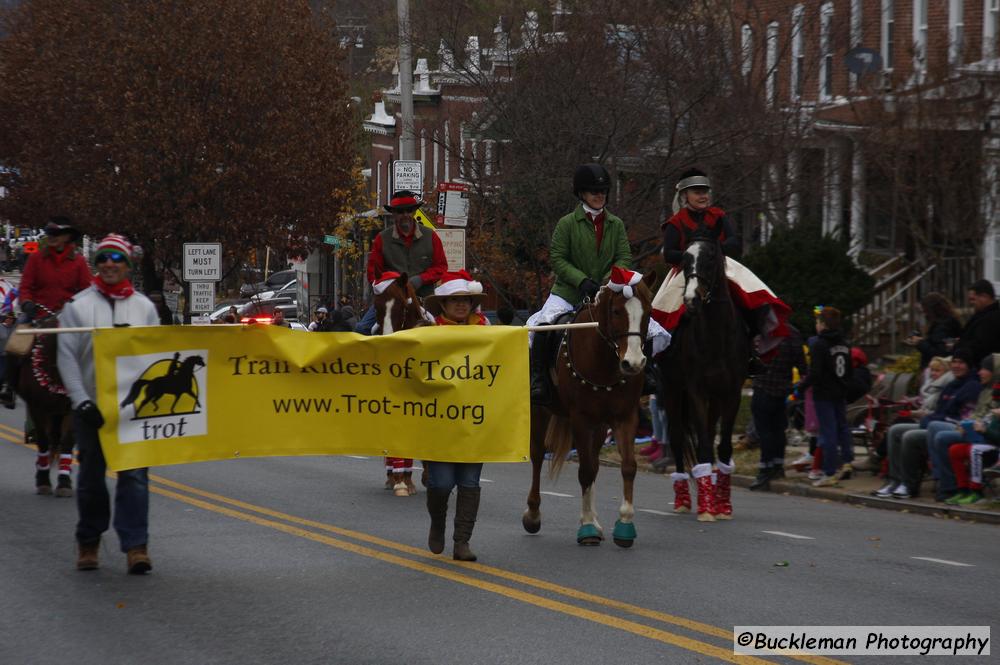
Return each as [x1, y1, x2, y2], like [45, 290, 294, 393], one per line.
[392, 160, 423, 193]
[189, 281, 216, 313]
[435, 228, 466, 271]
[182, 243, 222, 282]
[435, 182, 469, 227]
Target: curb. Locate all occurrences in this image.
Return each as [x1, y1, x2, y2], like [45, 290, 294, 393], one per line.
[599, 457, 1000, 525]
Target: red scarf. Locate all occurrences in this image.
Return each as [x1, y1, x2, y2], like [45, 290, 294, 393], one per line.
[92, 275, 135, 300]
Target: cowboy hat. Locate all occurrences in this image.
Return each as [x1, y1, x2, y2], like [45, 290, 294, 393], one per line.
[383, 190, 423, 214]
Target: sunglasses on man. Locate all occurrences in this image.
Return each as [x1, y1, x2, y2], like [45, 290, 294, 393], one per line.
[95, 252, 127, 264]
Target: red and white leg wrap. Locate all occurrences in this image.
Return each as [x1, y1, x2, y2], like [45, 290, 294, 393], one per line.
[671, 472, 691, 513]
[36, 452, 50, 471]
[692, 463, 715, 520]
[58, 453, 73, 476]
[714, 459, 734, 519]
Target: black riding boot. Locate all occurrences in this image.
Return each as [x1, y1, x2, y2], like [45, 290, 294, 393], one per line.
[0, 354, 18, 408]
[426, 488, 450, 554]
[641, 340, 659, 395]
[529, 331, 551, 405]
[453, 486, 481, 561]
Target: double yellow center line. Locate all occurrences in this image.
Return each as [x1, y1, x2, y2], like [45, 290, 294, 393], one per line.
[0, 422, 845, 665]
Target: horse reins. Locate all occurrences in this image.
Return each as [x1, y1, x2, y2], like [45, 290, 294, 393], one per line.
[561, 291, 646, 392]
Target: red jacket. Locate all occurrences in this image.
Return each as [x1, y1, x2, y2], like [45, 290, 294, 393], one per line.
[19, 243, 92, 314]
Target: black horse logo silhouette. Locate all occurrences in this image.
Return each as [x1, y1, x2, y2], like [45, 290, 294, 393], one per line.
[120, 353, 206, 419]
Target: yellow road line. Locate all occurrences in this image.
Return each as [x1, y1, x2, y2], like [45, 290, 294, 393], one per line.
[1, 432, 847, 665]
[151, 483, 773, 665]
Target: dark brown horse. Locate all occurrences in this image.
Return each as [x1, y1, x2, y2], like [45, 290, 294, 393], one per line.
[372, 272, 432, 495]
[523, 272, 656, 547]
[13, 316, 74, 496]
[656, 229, 748, 521]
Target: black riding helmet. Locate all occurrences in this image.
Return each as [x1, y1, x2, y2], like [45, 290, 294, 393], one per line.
[43, 216, 81, 242]
[573, 163, 611, 197]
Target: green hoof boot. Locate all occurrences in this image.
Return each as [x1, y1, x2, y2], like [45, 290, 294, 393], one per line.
[612, 520, 636, 548]
[576, 523, 603, 545]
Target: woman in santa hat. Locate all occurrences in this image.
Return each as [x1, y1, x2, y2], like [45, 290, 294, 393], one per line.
[422, 270, 489, 561]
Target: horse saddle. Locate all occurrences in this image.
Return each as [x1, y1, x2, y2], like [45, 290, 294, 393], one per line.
[5, 324, 35, 356]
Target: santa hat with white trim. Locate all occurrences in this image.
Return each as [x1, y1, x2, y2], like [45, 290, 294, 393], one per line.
[372, 271, 402, 295]
[606, 266, 643, 299]
[424, 270, 485, 315]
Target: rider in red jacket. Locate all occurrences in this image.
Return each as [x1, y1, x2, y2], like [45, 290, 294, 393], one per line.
[0, 218, 92, 407]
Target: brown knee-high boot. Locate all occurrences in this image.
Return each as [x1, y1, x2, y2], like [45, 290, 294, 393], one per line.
[452, 486, 481, 561]
[426, 488, 450, 554]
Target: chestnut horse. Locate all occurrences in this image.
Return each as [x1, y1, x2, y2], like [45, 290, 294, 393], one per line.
[13, 315, 74, 496]
[656, 229, 748, 521]
[523, 271, 656, 547]
[372, 272, 432, 495]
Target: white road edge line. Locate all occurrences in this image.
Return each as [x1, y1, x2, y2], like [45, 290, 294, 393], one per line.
[762, 530, 815, 540]
[911, 556, 974, 567]
[540, 491, 574, 498]
[346, 456, 368, 460]
[480, 479, 494, 483]
[637, 508, 678, 516]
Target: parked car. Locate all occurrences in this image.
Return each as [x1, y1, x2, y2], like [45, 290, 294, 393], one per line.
[209, 299, 249, 323]
[253, 279, 297, 302]
[240, 269, 296, 298]
[237, 298, 297, 324]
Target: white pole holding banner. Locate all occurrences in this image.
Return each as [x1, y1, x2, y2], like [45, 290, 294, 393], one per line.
[19, 322, 599, 334]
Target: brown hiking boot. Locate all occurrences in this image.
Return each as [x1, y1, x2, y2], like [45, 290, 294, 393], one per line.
[126, 545, 152, 575]
[77, 541, 99, 571]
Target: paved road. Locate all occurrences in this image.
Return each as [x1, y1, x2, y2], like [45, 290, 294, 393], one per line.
[0, 402, 996, 665]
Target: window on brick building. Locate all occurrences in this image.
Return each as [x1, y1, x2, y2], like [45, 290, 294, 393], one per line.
[820, 2, 834, 100]
[949, 0, 965, 66]
[882, 0, 895, 71]
[850, 0, 862, 90]
[791, 5, 805, 99]
[741, 24, 753, 79]
[913, 0, 928, 77]
[984, 0, 999, 58]
[766, 22, 779, 106]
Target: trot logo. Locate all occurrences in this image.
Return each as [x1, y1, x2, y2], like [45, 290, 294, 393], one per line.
[116, 349, 209, 443]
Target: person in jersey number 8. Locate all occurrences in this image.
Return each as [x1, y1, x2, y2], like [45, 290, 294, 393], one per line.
[421, 270, 489, 560]
[526, 163, 671, 404]
[651, 169, 790, 374]
[56, 234, 160, 574]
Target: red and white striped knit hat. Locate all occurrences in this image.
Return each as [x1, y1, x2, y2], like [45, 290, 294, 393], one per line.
[95, 234, 134, 266]
[372, 271, 402, 295]
[606, 266, 642, 299]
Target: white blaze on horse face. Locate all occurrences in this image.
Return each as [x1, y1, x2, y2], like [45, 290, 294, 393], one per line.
[683, 243, 702, 305]
[381, 298, 396, 335]
[622, 296, 646, 372]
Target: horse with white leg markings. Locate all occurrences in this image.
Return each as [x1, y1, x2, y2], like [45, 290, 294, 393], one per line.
[523, 268, 656, 547]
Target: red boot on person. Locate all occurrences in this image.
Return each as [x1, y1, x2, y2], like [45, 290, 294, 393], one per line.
[638, 438, 660, 457]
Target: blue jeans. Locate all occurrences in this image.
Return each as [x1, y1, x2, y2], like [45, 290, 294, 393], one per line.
[74, 412, 150, 551]
[354, 305, 376, 335]
[752, 391, 788, 469]
[814, 398, 851, 475]
[649, 393, 667, 443]
[425, 461, 483, 491]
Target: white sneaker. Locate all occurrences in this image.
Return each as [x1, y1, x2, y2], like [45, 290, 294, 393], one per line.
[791, 452, 813, 468]
[812, 474, 839, 487]
[891, 483, 911, 499]
[873, 482, 896, 498]
[806, 468, 823, 480]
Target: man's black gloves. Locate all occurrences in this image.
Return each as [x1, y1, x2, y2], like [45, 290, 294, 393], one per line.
[21, 301, 36, 319]
[579, 278, 600, 300]
[76, 401, 105, 429]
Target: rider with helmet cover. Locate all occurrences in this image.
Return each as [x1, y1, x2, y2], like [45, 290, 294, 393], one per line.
[652, 168, 790, 374]
[0, 217, 92, 408]
[526, 163, 670, 403]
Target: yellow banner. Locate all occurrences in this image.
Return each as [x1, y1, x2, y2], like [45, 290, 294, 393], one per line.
[93, 325, 530, 471]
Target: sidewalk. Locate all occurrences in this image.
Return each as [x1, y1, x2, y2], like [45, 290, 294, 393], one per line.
[601, 439, 1000, 525]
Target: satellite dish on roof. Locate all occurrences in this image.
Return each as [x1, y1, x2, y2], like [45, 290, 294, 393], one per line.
[845, 47, 883, 75]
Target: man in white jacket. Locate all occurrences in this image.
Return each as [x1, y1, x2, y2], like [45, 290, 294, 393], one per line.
[57, 234, 159, 574]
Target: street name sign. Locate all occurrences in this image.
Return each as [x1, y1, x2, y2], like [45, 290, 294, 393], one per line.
[189, 281, 216, 313]
[435, 228, 466, 271]
[436, 182, 469, 227]
[393, 160, 423, 193]
[182, 243, 222, 282]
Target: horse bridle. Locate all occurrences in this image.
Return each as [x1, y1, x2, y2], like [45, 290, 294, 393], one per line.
[683, 237, 719, 306]
[561, 290, 646, 391]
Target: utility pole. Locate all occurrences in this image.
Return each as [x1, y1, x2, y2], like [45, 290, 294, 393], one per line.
[397, 0, 415, 161]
